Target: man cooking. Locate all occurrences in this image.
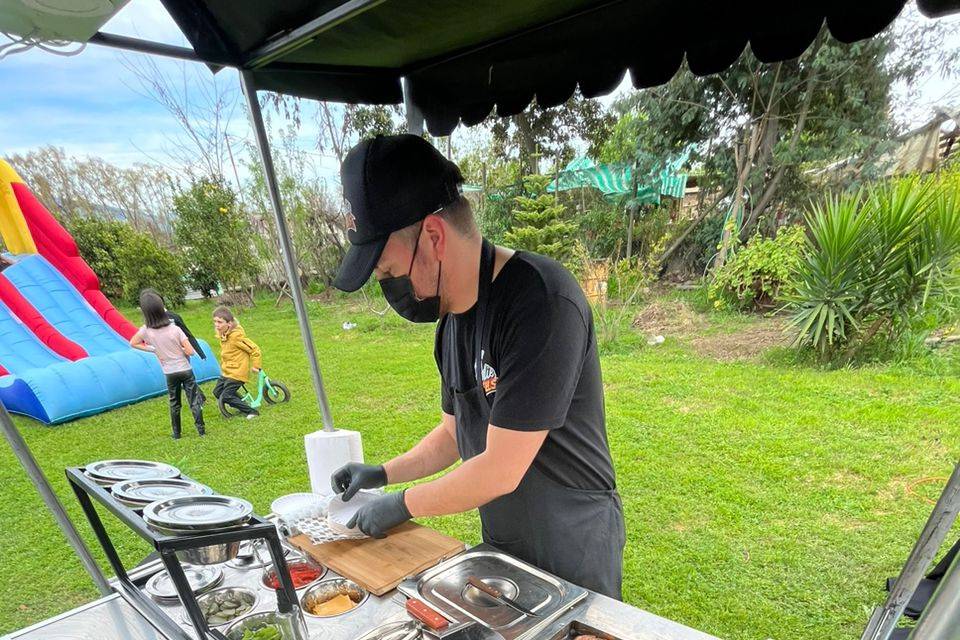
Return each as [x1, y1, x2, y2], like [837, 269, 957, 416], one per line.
[330, 134, 625, 599]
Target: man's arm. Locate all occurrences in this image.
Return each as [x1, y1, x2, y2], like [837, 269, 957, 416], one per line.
[383, 412, 459, 484]
[404, 290, 587, 515]
[404, 424, 547, 517]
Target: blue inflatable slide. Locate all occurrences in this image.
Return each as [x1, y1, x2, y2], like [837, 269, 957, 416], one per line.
[0, 159, 220, 424]
[0, 255, 220, 424]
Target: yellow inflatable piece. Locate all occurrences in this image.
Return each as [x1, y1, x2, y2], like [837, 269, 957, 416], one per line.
[0, 160, 37, 254]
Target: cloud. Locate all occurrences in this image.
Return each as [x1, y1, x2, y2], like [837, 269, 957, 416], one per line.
[103, 0, 188, 45]
[0, 0, 249, 169]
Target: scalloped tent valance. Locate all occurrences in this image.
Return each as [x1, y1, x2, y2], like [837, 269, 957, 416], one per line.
[155, 0, 959, 135]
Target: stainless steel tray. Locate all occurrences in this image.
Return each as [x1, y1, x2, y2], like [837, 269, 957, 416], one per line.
[398, 545, 587, 640]
[356, 620, 422, 640]
[6, 593, 172, 640]
[146, 553, 410, 640]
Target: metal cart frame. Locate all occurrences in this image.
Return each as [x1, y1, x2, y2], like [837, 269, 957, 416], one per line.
[66, 467, 300, 640]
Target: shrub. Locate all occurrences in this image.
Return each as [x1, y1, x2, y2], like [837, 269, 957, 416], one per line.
[685, 212, 726, 275]
[67, 217, 132, 300]
[709, 225, 806, 310]
[606, 220, 670, 302]
[504, 176, 585, 272]
[69, 216, 185, 307]
[607, 257, 653, 300]
[116, 232, 186, 308]
[173, 178, 259, 297]
[786, 175, 960, 361]
[475, 193, 515, 244]
[579, 200, 626, 258]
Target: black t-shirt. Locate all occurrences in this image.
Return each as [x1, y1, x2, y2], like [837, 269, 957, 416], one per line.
[435, 251, 616, 491]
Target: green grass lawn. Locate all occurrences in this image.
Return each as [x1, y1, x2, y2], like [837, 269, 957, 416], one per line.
[1, 295, 957, 639]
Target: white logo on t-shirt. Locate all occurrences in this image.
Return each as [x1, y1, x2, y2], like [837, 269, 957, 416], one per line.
[479, 350, 498, 396]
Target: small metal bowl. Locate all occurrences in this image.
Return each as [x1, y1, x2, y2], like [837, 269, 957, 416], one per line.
[176, 540, 241, 566]
[300, 578, 368, 618]
[260, 559, 326, 591]
[223, 610, 307, 640]
[228, 540, 294, 570]
[184, 586, 257, 628]
[146, 521, 245, 565]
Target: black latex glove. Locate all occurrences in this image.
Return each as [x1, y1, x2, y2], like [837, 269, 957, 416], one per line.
[346, 490, 411, 539]
[330, 462, 388, 501]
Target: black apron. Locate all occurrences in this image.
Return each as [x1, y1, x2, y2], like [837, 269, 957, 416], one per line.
[449, 240, 626, 599]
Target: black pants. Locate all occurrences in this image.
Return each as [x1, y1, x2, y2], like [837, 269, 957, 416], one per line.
[166, 370, 205, 436]
[213, 377, 257, 415]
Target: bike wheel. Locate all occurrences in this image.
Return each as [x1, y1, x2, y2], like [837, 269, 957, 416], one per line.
[264, 381, 291, 404]
[218, 385, 250, 418]
[218, 394, 243, 418]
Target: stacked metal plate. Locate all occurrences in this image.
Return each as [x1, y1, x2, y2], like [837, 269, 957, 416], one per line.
[84, 460, 180, 487]
[142, 495, 253, 534]
[112, 478, 213, 510]
[145, 565, 224, 604]
[142, 495, 254, 564]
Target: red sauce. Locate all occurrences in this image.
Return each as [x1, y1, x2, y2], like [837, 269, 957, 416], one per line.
[265, 562, 322, 590]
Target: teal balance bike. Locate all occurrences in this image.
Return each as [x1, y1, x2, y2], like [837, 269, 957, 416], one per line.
[218, 369, 291, 418]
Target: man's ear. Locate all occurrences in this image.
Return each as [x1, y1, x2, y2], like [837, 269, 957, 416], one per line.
[421, 213, 446, 261]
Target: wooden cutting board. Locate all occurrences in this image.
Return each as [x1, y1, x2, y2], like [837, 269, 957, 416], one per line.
[288, 522, 464, 596]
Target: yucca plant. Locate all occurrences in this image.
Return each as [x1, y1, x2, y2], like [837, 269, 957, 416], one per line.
[787, 175, 960, 362]
[786, 191, 869, 355]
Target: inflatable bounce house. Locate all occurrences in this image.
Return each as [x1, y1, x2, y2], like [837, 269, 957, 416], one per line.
[0, 159, 220, 424]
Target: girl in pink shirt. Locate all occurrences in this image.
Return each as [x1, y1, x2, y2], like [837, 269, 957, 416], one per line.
[130, 291, 206, 439]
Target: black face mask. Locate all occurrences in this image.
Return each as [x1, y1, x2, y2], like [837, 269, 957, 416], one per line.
[379, 224, 442, 323]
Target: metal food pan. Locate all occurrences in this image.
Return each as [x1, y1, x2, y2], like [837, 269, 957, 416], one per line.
[547, 620, 621, 640]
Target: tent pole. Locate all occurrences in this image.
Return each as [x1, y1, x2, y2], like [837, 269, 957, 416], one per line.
[239, 70, 335, 432]
[89, 32, 216, 64]
[862, 462, 960, 640]
[245, 0, 388, 69]
[0, 403, 111, 596]
[909, 547, 960, 639]
[402, 78, 425, 135]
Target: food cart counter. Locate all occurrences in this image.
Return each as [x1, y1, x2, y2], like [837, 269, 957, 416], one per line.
[6, 547, 719, 640]
[6, 462, 720, 640]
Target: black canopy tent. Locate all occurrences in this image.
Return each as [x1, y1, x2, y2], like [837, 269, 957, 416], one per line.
[2, 2, 960, 639]
[108, 0, 960, 136]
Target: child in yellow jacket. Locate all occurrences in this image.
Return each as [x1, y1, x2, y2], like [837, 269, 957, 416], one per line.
[212, 306, 262, 419]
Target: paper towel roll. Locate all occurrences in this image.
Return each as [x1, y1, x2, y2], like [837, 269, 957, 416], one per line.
[305, 429, 364, 496]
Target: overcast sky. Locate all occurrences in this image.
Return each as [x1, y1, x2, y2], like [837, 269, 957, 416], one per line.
[0, 0, 957, 182]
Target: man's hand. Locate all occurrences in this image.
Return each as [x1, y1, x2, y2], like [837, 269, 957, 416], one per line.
[346, 491, 411, 538]
[331, 463, 388, 501]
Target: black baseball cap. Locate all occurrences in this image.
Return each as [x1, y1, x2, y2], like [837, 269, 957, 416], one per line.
[333, 134, 464, 292]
